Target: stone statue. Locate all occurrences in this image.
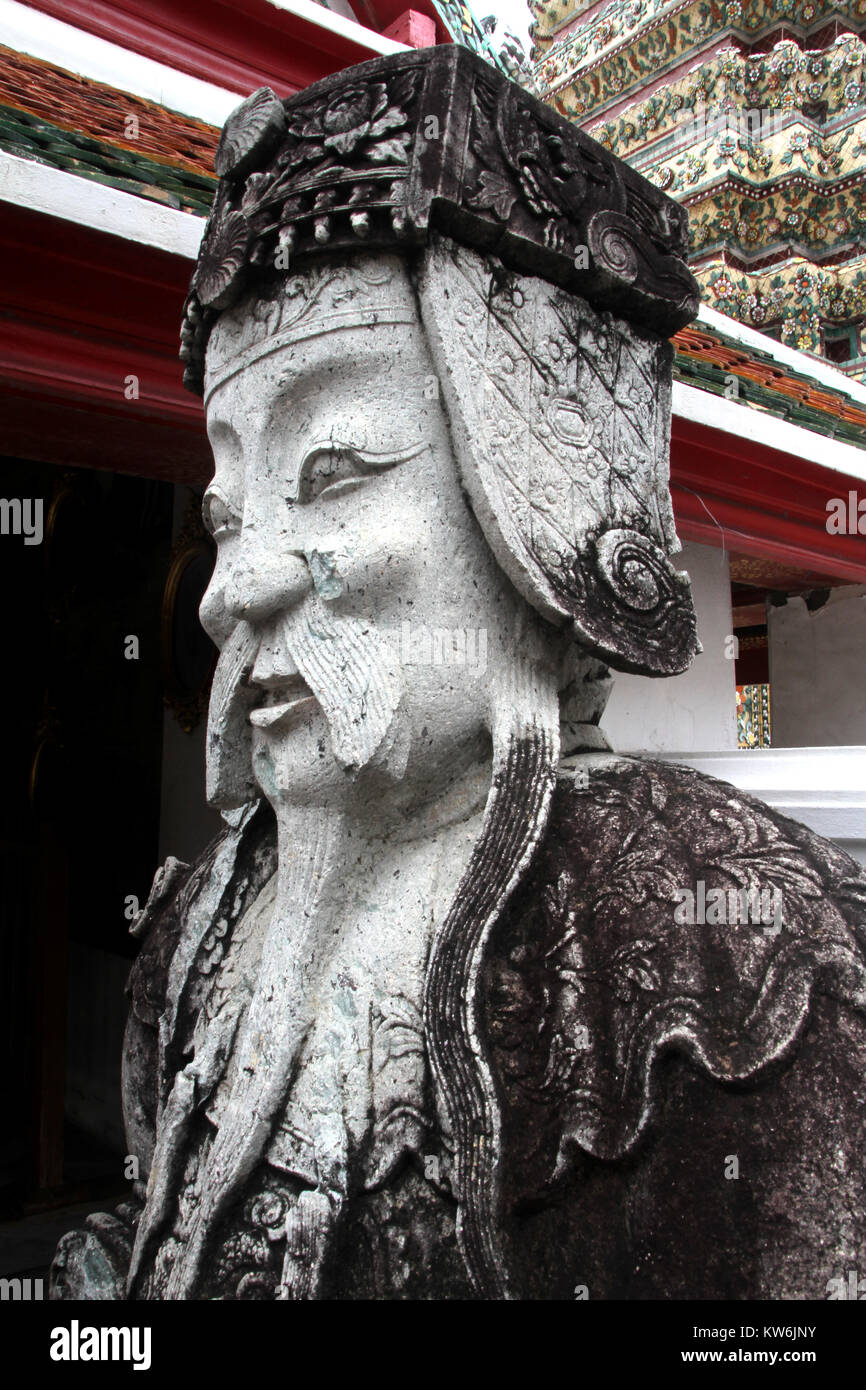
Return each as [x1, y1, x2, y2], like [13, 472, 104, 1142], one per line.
[52, 47, 866, 1301]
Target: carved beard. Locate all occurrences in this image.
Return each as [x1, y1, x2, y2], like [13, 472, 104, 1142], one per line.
[128, 598, 406, 1298]
[205, 592, 407, 809]
[154, 595, 411, 1297]
[165, 801, 347, 1300]
[130, 629, 562, 1301]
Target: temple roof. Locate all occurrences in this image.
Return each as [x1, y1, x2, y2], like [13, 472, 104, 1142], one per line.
[0, 43, 218, 215]
[529, 0, 866, 378]
[673, 303, 866, 443]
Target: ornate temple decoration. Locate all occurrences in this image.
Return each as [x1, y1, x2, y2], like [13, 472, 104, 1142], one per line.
[531, 0, 866, 376]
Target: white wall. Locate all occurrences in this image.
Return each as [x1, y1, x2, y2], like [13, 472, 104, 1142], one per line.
[768, 586, 866, 748]
[602, 540, 737, 754]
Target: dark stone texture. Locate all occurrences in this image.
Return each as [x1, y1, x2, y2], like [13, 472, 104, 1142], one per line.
[485, 757, 866, 1299]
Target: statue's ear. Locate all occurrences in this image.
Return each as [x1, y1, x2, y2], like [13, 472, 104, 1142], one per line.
[417, 239, 699, 677]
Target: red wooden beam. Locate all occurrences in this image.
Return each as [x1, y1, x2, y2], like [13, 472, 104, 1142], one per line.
[0, 203, 209, 482]
[3, 392, 210, 483]
[21, 0, 429, 97]
[671, 415, 866, 583]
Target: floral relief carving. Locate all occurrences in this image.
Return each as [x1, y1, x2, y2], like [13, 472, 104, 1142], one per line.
[486, 758, 866, 1174]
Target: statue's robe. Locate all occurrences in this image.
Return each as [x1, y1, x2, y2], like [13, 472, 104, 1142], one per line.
[51, 756, 866, 1300]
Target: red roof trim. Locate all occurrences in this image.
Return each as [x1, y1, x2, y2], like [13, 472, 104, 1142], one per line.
[671, 415, 866, 583]
[2, 204, 865, 583]
[23, 0, 404, 97]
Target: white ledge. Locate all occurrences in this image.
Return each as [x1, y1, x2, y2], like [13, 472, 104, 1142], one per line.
[261, 0, 407, 54]
[656, 746, 866, 866]
[0, 150, 205, 257]
[673, 381, 866, 482]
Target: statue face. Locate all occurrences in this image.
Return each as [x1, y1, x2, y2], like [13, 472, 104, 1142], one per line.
[199, 307, 513, 815]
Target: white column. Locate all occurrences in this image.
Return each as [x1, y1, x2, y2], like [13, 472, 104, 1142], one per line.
[768, 586, 866, 748]
[602, 540, 737, 754]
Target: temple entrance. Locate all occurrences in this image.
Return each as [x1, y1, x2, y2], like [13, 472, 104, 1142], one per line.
[1, 459, 172, 1204]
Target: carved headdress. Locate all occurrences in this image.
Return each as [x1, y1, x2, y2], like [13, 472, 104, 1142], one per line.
[182, 44, 700, 680]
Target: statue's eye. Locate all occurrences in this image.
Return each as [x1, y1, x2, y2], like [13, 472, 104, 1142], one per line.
[296, 438, 427, 505]
[299, 446, 366, 504]
[203, 490, 240, 540]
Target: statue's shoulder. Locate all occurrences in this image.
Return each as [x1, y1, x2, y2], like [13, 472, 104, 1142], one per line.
[542, 752, 866, 911]
[487, 752, 866, 1167]
[485, 756, 866, 1297]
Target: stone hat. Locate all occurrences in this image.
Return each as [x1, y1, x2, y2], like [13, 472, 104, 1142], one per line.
[180, 45, 699, 395]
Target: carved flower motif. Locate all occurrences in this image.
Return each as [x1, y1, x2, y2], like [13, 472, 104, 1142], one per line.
[194, 208, 251, 310]
[290, 83, 410, 165]
[473, 169, 519, 221]
[215, 87, 287, 180]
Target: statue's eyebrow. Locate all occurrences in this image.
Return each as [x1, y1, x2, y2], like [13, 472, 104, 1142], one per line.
[284, 436, 428, 505]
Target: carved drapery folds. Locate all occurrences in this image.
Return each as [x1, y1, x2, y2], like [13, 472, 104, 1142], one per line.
[488, 759, 866, 1183]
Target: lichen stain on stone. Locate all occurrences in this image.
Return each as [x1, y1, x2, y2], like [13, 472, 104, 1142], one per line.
[308, 550, 344, 600]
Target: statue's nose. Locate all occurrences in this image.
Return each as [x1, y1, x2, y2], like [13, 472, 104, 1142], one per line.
[227, 550, 312, 626]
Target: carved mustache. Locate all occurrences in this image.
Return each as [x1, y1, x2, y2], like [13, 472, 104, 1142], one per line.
[278, 600, 404, 771]
[206, 596, 406, 807]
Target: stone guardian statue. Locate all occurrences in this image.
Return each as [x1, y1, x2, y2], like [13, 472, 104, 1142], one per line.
[51, 46, 866, 1301]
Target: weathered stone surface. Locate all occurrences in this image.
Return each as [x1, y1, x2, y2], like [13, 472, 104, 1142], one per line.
[51, 47, 866, 1302]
